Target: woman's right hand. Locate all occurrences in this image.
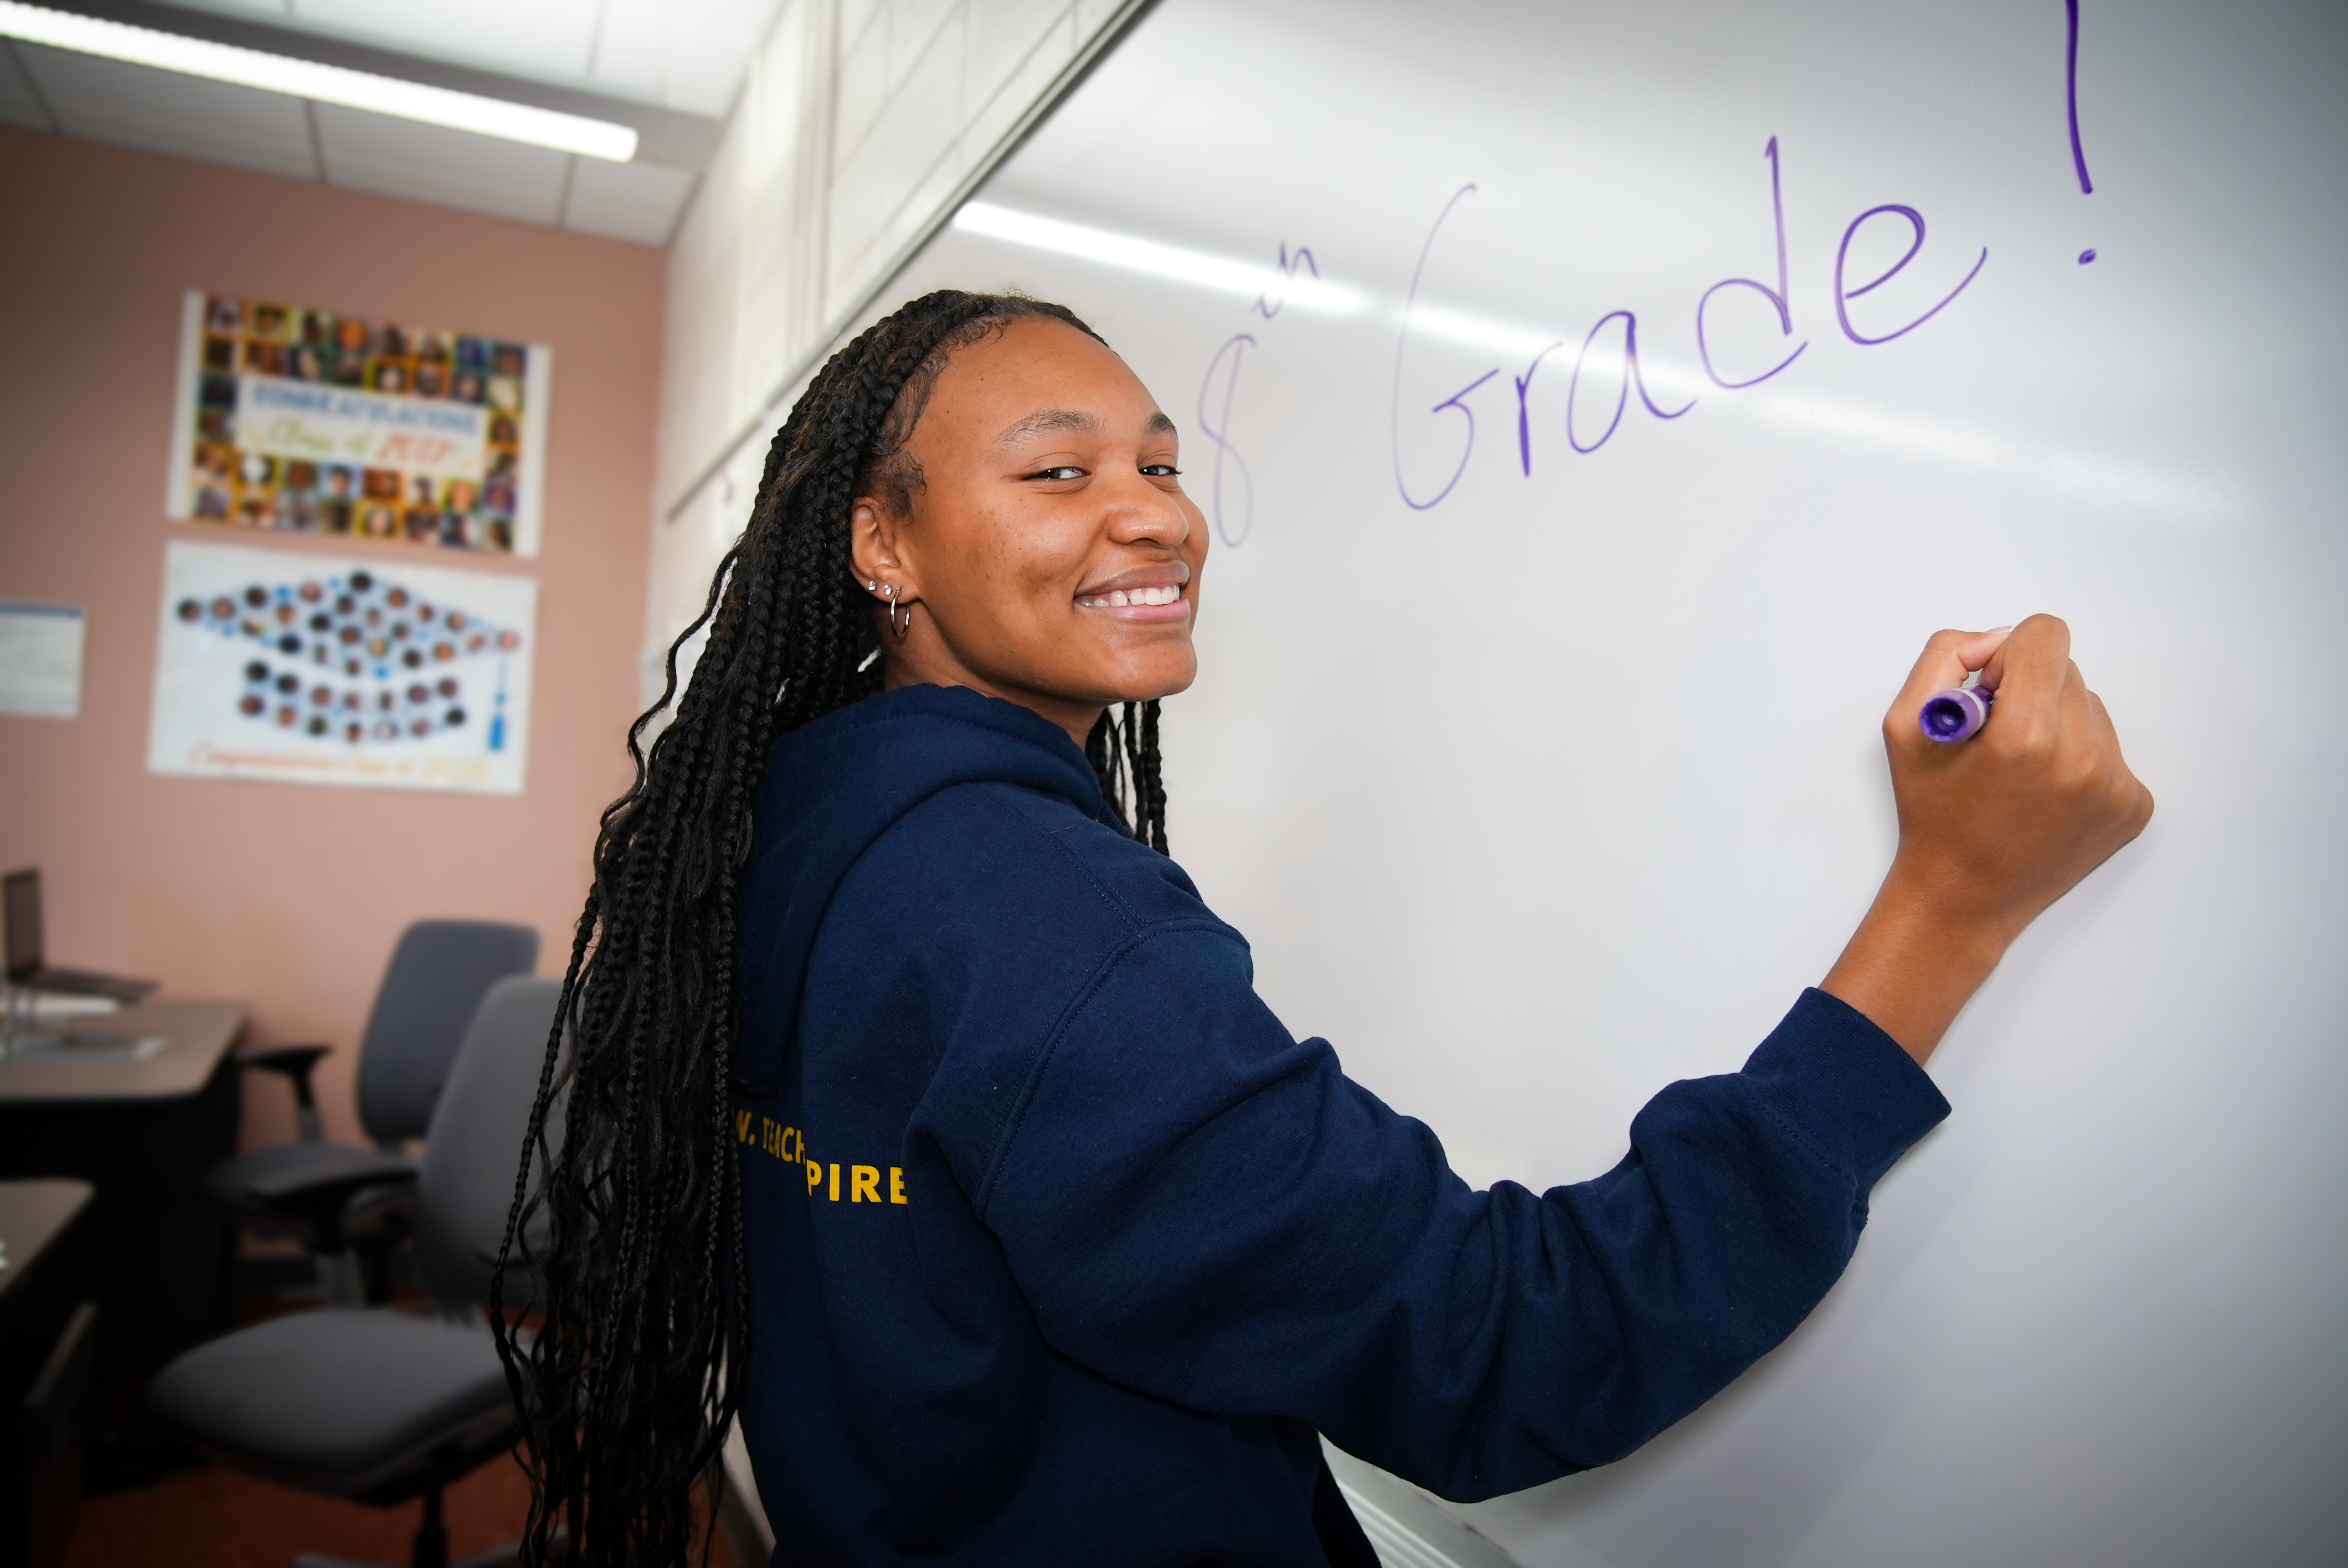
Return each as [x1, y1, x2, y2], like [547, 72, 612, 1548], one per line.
[1821, 615, 2155, 1062]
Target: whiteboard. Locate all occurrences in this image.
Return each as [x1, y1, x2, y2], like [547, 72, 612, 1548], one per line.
[859, 0, 2348, 1561]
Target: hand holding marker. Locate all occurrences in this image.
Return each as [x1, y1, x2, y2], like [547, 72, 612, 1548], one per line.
[1821, 616, 2153, 1060]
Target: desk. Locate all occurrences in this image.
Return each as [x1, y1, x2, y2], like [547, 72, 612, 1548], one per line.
[0, 1003, 244, 1383]
[0, 1182, 93, 1349]
[0, 1180, 96, 1568]
[0, 1002, 244, 1102]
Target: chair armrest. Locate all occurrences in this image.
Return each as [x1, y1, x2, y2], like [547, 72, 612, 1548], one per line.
[233, 1043, 332, 1101]
[245, 1148, 418, 1247]
[233, 1042, 335, 1141]
[343, 1180, 416, 1239]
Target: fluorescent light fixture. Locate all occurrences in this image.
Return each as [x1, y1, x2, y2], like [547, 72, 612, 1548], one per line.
[0, 0, 637, 160]
[952, 201, 1588, 361]
[955, 202, 1372, 316]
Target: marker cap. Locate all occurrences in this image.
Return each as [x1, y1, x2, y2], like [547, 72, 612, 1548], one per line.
[1919, 685, 1993, 744]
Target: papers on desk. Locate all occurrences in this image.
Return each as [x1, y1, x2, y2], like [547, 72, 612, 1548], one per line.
[27, 994, 121, 1019]
[3, 1035, 168, 1062]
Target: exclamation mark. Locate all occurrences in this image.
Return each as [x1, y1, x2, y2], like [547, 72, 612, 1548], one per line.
[2067, 0, 2097, 264]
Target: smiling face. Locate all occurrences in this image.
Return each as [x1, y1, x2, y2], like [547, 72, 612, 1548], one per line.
[848, 316, 1207, 747]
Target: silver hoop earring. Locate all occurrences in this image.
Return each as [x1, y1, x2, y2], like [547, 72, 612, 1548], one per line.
[883, 583, 912, 639]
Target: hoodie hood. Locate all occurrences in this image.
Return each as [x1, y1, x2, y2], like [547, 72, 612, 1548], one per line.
[734, 683, 1114, 1092]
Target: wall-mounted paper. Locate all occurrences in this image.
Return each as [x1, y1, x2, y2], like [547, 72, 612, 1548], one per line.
[148, 540, 537, 795]
[0, 602, 87, 718]
[164, 292, 554, 557]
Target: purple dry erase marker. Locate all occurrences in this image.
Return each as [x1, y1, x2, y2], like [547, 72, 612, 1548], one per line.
[1919, 685, 1994, 743]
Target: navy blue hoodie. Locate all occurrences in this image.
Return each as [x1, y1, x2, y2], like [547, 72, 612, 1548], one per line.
[733, 684, 1950, 1566]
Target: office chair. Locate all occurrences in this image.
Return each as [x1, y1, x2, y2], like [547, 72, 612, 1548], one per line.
[152, 975, 563, 1568]
[208, 921, 538, 1305]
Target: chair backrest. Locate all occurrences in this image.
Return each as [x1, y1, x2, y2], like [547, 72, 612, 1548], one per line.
[356, 920, 539, 1144]
[413, 974, 564, 1308]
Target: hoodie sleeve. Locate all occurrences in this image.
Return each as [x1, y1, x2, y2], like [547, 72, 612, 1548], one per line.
[969, 925, 1949, 1503]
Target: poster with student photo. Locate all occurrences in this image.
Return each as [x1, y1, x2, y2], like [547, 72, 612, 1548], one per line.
[163, 291, 553, 557]
[149, 539, 537, 796]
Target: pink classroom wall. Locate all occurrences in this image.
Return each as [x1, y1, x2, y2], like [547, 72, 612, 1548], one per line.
[0, 128, 664, 1147]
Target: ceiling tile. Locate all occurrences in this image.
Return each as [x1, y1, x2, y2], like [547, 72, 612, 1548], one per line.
[563, 156, 699, 247]
[161, 0, 786, 116]
[611, 0, 788, 116]
[312, 100, 567, 224]
[0, 42, 55, 131]
[14, 41, 316, 180]
[285, 0, 598, 79]
[582, 0, 668, 108]
[174, 1, 294, 16]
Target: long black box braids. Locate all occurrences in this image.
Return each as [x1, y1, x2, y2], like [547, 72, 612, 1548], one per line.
[489, 290, 1170, 1568]
[1088, 700, 1169, 852]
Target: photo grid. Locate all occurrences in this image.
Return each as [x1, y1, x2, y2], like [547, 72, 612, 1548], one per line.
[184, 295, 531, 554]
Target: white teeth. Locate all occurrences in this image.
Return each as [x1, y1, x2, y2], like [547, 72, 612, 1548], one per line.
[1081, 584, 1182, 608]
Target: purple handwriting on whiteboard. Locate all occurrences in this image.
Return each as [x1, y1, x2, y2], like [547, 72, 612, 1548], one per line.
[1188, 241, 1321, 545]
[2066, 0, 2095, 196]
[1834, 205, 1988, 345]
[2067, 0, 2098, 263]
[1254, 243, 1322, 319]
[1392, 138, 1989, 509]
[1198, 332, 1257, 546]
[1697, 135, 1805, 389]
[1393, 185, 1497, 510]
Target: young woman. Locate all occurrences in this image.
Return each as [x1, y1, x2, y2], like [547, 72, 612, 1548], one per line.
[498, 291, 2151, 1567]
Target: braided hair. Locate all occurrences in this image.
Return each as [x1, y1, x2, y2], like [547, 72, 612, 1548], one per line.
[491, 291, 1171, 1567]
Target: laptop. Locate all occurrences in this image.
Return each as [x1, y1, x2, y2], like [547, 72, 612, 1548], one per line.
[4, 869, 156, 1003]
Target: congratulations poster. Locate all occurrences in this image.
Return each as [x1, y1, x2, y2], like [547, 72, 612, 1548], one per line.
[149, 540, 537, 795]
[164, 292, 553, 556]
